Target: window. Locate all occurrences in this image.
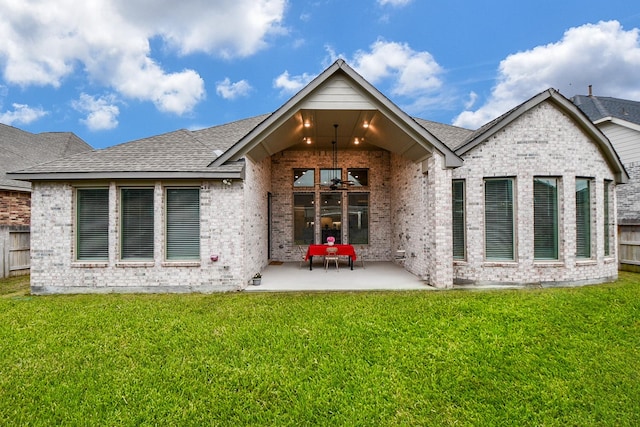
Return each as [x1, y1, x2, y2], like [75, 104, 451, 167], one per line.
[320, 193, 342, 244]
[166, 188, 200, 260]
[293, 193, 315, 245]
[348, 193, 369, 244]
[293, 168, 314, 187]
[604, 180, 611, 256]
[452, 180, 465, 259]
[575, 179, 591, 258]
[121, 188, 154, 260]
[534, 178, 558, 260]
[347, 169, 369, 187]
[484, 178, 515, 261]
[320, 169, 341, 186]
[76, 188, 109, 261]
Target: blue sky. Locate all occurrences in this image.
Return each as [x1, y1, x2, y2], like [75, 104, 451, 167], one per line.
[1, 0, 640, 149]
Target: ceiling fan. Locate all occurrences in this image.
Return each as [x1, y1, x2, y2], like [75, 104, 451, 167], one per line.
[329, 123, 354, 190]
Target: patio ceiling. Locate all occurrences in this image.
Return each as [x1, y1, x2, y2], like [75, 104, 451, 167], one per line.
[245, 108, 434, 162]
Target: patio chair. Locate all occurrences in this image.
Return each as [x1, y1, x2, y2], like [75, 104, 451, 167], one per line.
[358, 245, 366, 269]
[324, 246, 339, 271]
[298, 246, 308, 268]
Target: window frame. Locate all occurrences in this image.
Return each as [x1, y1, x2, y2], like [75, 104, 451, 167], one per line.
[347, 192, 369, 245]
[484, 177, 516, 261]
[604, 180, 612, 257]
[75, 187, 110, 262]
[119, 187, 155, 261]
[452, 179, 466, 260]
[165, 187, 200, 261]
[575, 178, 593, 259]
[320, 168, 342, 187]
[533, 177, 559, 261]
[293, 168, 315, 188]
[347, 168, 369, 187]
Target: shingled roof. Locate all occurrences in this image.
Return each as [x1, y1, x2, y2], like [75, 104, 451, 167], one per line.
[9, 115, 269, 180]
[572, 95, 640, 126]
[0, 123, 92, 190]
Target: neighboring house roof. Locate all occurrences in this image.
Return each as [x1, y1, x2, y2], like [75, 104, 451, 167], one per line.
[572, 95, 640, 126]
[0, 123, 92, 191]
[9, 115, 269, 181]
[455, 89, 629, 184]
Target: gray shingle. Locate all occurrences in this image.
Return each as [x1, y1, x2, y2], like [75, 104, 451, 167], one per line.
[572, 95, 640, 126]
[0, 123, 91, 189]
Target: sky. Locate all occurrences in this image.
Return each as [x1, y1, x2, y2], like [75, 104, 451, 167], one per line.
[1, 0, 640, 149]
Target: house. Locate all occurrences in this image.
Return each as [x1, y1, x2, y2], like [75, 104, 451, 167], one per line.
[0, 124, 91, 277]
[572, 93, 640, 270]
[9, 60, 628, 293]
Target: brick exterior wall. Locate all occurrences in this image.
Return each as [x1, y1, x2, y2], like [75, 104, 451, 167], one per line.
[617, 162, 640, 224]
[29, 101, 621, 292]
[269, 149, 393, 262]
[30, 180, 248, 294]
[0, 190, 30, 226]
[452, 102, 619, 286]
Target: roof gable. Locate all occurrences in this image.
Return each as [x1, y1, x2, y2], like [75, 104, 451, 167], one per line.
[455, 89, 628, 184]
[212, 59, 463, 168]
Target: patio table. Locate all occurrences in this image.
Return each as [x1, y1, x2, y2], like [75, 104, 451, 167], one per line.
[305, 244, 357, 270]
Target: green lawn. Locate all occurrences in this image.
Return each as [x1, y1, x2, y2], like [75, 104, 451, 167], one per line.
[1, 274, 639, 426]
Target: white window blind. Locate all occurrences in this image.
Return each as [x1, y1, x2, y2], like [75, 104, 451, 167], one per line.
[534, 178, 558, 260]
[166, 188, 200, 260]
[484, 178, 514, 261]
[76, 188, 109, 261]
[452, 180, 465, 259]
[121, 188, 154, 260]
[575, 179, 591, 258]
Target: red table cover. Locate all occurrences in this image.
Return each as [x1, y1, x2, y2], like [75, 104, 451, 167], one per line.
[305, 244, 357, 261]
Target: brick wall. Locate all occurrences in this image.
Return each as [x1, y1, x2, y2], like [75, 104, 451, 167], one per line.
[617, 162, 640, 224]
[0, 190, 31, 226]
[452, 102, 619, 286]
[269, 149, 393, 261]
[30, 180, 248, 294]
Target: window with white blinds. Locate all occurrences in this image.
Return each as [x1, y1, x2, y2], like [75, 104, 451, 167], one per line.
[76, 188, 109, 261]
[534, 178, 558, 260]
[166, 188, 200, 260]
[121, 188, 154, 260]
[575, 179, 591, 258]
[452, 180, 465, 260]
[484, 178, 515, 261]
[604, 181, 611, 256]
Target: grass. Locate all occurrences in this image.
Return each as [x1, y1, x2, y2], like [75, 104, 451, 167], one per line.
[1, 274, 639, 426]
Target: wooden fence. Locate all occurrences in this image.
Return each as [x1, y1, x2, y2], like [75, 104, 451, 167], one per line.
[0, 226, 30, 278]
[619, 224, 640, 272]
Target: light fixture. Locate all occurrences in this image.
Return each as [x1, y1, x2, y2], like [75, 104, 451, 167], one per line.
[303, 137, 312, 144]
[362, 121, 369, 129]
[304, 120, 311, 128]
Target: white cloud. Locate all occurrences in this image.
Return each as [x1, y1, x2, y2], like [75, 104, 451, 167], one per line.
[453, 20, 640, 128]
[0, 0, 286, 114]
[0, 103, 47, 126]
[273, 40, 444, 113]
[216, 78, 253, 100]
[72, 93, 120, 131]
[353, 40, 443, 101]
[273, 71, 316, 94]
[377, 0, 412, 6]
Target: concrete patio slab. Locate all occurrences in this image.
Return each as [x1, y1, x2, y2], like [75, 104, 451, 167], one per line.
[244, 261, 434, 292]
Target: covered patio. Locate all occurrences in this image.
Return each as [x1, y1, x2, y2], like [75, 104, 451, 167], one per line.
[244, 261, 433, 292]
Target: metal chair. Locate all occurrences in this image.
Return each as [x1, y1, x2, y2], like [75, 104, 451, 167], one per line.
[324, 246, 339, 271]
